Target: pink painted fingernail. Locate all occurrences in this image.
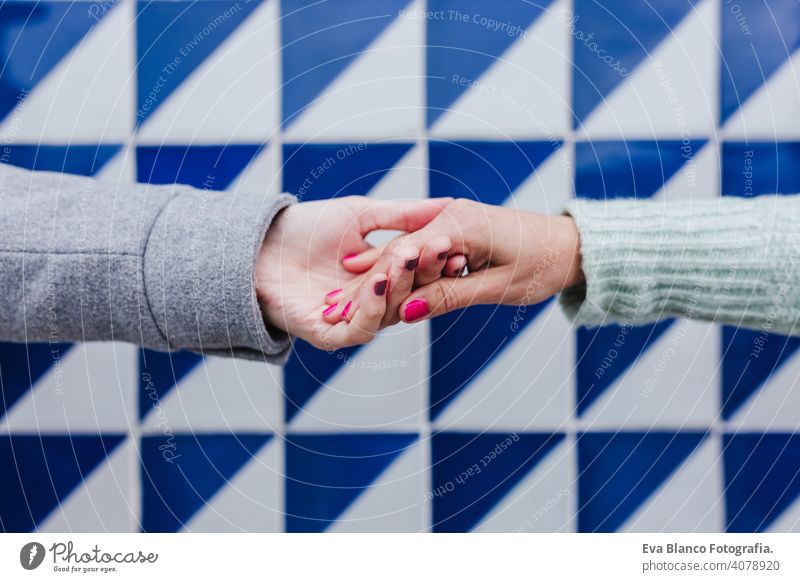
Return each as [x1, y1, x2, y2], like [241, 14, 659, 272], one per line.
[341, 300, 352, 318]
[343, 253, 357, 261]
[404, 299, 429, 322]
[326, 288, 342, 298]
[323, 303, 338, 316]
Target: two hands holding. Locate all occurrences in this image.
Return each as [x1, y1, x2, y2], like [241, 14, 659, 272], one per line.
[256, 196, 585, 350]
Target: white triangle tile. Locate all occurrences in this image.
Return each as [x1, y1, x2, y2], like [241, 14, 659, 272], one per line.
[433, 303, 573, 431]
[0, 1, 135, 142]
[229, 143, 281, 197]
[185, 438, 282, 532]
[727, 347, 800, 431]
[329, 441, 425, 532]
[622, 436, 724, 532]
[431, 0, 570, 139]
[577, 321, 719, 430]
[39, 439, 136, 533]
[0, 342, 137, 433]
[95, 146, 136, 184]
[505, 146, 573, 215]
[141, 356, 283, 433]
[723, 49, 800, 139]
[289, 323, 428, 431]
[137, 0, 280, 144]
[766, 490, 800, 532]
[655, 140, 719, 202]
[475, 438, 574, 532]
[368, 144, 427, 202]
[283, 0, 424, 141]
[579, 0, 718, 139]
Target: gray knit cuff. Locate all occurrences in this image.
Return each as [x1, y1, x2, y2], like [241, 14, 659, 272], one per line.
[144, 186, 296, 363]
[558, 196, 800, 333]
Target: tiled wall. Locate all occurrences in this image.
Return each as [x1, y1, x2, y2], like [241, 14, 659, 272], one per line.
[1, 0, 799, 532]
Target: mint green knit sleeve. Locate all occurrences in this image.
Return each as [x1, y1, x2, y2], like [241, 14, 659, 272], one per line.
[559, 195, 800, 336]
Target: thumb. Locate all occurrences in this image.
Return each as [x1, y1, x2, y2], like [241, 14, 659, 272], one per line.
[398, 270, 503, 323]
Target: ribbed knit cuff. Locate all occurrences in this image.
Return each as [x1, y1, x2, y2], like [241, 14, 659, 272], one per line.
[559, 196, 800, 335]
[144, 187, 296, 363]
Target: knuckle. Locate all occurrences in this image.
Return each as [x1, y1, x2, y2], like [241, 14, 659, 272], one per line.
[436, 281, 460, 314]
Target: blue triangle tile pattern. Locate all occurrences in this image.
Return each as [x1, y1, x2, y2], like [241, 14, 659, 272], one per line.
[0, 144, 119, 419]
[721, 0, 800, 124]
[724, 433, 800, 532]
[285, 433, 417, 532]
[282, 142, 413, 201]
[429, 302, 551, 422]
[136, 0, 262, 125]
[429, 140, 558, 204]
[281, 0, 412, 127]
[426, 0, 551, 128]
[0, 1, 112, 122]
[577, 432, 707, 532]
[572, 0, 699, 127]
[0, 434, 125, 532]
[577, 320, 674, 416]
[576, 140, 708, 200]
[141, 433, 271, 532]
[431, 432, 563, 532]
[3, 0, 800, 534]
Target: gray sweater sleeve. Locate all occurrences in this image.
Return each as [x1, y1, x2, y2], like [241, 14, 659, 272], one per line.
[559, 195, 800, 336]
[0, 163, 295, 363]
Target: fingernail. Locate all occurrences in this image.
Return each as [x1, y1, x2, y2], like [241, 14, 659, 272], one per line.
[341, 300, 352, 318]
[323, 303, 338, 316]
[326, 288, 342, 298]
[457, 265, 468, 277]
[404, 299, 429, 322]
[405, 257, 419, 271]
[343, 253, 357, 261]
[437, 251, 449, 261]
[373, 279, 387, 296]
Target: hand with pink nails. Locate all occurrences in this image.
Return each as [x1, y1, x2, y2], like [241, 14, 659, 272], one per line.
[255, 195, 453, 350]
[339, 198, 585, 324]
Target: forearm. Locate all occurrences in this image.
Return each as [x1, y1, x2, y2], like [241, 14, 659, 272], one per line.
[559, 195, 800, 336]
[0, 163, 295, 362]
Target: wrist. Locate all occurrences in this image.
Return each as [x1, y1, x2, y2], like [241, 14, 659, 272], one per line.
[551, 214, 584, 291]
[255, 207, 290, 334]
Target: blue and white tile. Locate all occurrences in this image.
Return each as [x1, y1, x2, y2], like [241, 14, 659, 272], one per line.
[576, 321, 719, 430]
[283, 0, 423, 140]
[430, 0, 570, 139]
[723, 50, 800, 139]
[137, 0, 279, 143]
[473, 436, 574, 532]
[0, 342, 137, 433]
[432, 304, 573, 432]
[620, 434, 724, 532]
[726, 348, 800, 431]
[578, 0, 717, 139]
[328, 439, 426, 532]
[288, 324, 428, 431]
[0, 0, 134, 142]
[183, 437, 282, 532]
[38, 438, 136, 533]
[141, 356, 282, 434]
